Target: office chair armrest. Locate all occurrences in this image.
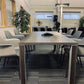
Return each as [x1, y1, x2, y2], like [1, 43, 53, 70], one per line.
[78, 44, 84, 47]
[66, 35, 73, 38]
[0, 45, 17, 57]
[12, 35, 25, 39]
[5, 39, 20, 47]
[0, 44, 12, 47]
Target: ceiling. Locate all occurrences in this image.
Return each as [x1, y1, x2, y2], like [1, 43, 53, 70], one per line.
[30, 0, 84, 7]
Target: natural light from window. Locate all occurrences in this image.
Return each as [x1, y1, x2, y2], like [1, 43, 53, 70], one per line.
[64, 14, 80, 19]
[36, 13, 52, 19]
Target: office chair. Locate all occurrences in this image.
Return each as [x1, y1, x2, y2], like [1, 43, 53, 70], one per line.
[5, 31, 25, 40]
[0, 44, 19, 68]
[77, 39, 84, 67]
[33, 27, 38, 31]
[67, 29, 74, 35]
[47, 28, 52, 31]
[40, 28, 45, 31]
[0, 36, 20, 48]
[67, 31, 82, 38]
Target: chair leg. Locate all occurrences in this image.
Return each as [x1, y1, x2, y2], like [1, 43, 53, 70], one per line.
[6, 57, 10, 65]
[64, 53, 69, 78]
[33, 45, 35, 51]
[78, 55, 82, 67]
[63, 46, 70, 78]
[52, 45, 56, 53]
[3, 57, 6, 68]
[77, 57, 80, 64]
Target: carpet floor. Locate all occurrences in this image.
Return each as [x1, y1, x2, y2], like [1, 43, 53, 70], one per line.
[0, 54, 84, 84]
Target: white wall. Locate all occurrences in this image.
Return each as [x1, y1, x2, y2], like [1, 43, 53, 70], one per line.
[15, 0, 20, 12]
[61, 0, 84, 7]
[15, 0, 30, 13]
[30, 0, 58, 28]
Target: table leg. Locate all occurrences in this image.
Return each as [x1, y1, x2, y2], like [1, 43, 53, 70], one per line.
[68, 46, 77, 84]
[19, 45, 26, 84]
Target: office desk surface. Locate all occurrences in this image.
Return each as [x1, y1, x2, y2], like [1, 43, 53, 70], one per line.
[20, 32, 77, 45]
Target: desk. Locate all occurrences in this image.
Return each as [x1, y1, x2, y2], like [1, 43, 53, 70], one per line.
[19, 32, 77, 84]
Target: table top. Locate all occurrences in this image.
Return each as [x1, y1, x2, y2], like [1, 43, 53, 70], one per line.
[20, 32, 77, 45]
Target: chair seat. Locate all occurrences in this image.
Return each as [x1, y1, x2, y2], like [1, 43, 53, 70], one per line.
[0, 44, 17, 57]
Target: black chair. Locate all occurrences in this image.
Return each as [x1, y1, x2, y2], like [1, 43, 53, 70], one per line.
[33, 27, 38, 31]
[68, 27, 76, 35]
[67, 31, 82, 39]
[78, 27, 84, 37]
[78, 27, 84, 32]
[62, 28, 67, 33]
[40, 28, 45, 31]
[47, 28, 52, 31]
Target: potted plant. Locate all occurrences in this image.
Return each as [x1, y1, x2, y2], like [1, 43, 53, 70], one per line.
[14, 9, 30, 33]
[36, 20, 42, 26]
[79, 16, 84, 27]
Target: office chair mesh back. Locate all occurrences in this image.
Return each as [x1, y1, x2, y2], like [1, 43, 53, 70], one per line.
[14, 29, 20, 35]
[72, 31, 82, 38]
[5, 31, 13, 39]
[67, 29, 73, 35]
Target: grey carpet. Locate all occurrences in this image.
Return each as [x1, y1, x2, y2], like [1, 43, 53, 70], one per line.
[0, 54, 84, 84]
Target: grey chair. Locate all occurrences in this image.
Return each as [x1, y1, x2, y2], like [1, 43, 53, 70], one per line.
[0, 35, 19, 66]
[14, 29, 29, 37]
[0, 44, 19, 57]
[67, 29, 73, 35]
[0, 36, 20, 48]
[0, 44, 19, 68]
[63, 29, 73, 36]
[77, 39, 84, 67]
[5, 31, 25, 40]
[40, 27, 45, 31]
[33, 27, 38, 31]
[47, 28, 52, 31]
[67, 31, 82, 38]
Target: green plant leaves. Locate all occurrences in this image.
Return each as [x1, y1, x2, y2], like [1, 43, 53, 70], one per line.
[14, 9, 30, 32]
[79, 16, 84, 27]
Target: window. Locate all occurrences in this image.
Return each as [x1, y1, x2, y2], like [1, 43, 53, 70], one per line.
[64, 14, 80, 19]
[0, 0, 16, 27]
[0, 3, 2, 25]
[36, 13, 52, 20]
[6, 0, 14, 25]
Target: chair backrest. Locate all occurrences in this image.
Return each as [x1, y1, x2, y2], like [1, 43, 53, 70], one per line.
[4, 31, 13, 39]
[33, 27, 38, 31]
[67, 29, 73, 35]
[14, 29, 20, 35]
[47, 28, 52, 31]
[0, 37, 4, 43]
[62, 28, 67, 33]
[0, 45, 17, 57]
[78, 46, 84, 56]
[40, 28, 45, 31]
[77, 39, 84, 55]
[72, 31, 82, 38]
